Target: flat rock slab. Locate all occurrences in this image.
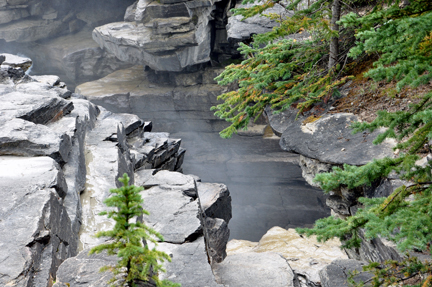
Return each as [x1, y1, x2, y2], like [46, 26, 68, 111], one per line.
[92, 22, 211, 72]
[197, 182, 232, 223]
[158, 238, 222, 287]
[140, 185, 202, 243]
[0, 156, 73, 286]
[213, 252, 296, 287]
[0, 53, 32, 71]
[0, 90, 74, 124]
[142, 170, 197, 197]
[0, 117, 72, 164]
[319, 259, 373, 287]
[280, 113, 396, 165]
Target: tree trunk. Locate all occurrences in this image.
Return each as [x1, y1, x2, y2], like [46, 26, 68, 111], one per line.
[328, 0, 341, 71]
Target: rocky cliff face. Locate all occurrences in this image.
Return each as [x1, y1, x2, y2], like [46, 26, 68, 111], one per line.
[0, 53, 233, 287]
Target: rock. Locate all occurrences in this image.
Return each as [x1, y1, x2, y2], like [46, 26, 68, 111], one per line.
[78, 117, 133, 249]
[319, 259, 373, 287]
[0, 53, 32, 71]
[227, 2, 293, 43]
[0, 118, 72, 164]
[53, 249, 118, 287]
[141, 170, 197, 197]
[124, 1, 138, 21]
[158, 238, 222, 286]
[0, 19, 67, 42]
[299, 155, 333, 187]
[265, 106, 301, 136]
[251, 226, 348, 285]
[140, 174, 202, 243]
[202, 217, 230, 263]
[280, 113, 396, 165]
[28, 28, 132, 84]
[0, 156, 74, 286]
[344, 229, 402, 264]
[0, 90, 74, 124]
[92, 0, 220, 72]
[197, 182, 232, 223]
[92, 21, 211, 72]
[326, 195, 351, 216]
[0, 54, 5, 65]
[213, 252, 297, 287]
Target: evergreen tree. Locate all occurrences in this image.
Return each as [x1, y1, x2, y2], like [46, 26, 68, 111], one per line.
[215, 0, 432, 284]
[89, 174, 180, 287]
[295, 1, 432, 285]
[212, 0, 355, 138]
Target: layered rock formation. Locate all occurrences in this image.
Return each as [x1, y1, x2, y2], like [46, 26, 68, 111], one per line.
[0, 53, 233, 286]
[93, 0, 220, 72]
[0, 0, 135, 86]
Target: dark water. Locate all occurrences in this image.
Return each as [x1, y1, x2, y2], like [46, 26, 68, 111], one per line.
[168, 130, 330, 241]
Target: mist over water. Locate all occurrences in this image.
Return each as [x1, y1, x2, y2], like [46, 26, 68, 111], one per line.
[159, 127, 330, 241]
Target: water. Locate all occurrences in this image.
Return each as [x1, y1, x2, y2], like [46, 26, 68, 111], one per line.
[165, 130, 330, 241]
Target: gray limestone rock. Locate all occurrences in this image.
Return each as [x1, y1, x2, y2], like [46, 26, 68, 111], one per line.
[299, 155, 333, 188]
[0, 90, 74, 124]
[141, 170, 197, 197]
[326, 195, 351, 216]
[53, 249, 118, 287]
[280, 113, 396, 165]
[0, 118, 72, 165]
[227, 3, 293, 42]
[75, 65, 225, 132]
[319, 259, 373, 287]
[92, 21, 211, 72]
[213, 252, 297, 287]
[158, 238, 223, 286]
[197, 182, 232, 223]
[140, 180, 202, 243]
[0, 156, 74, 286]
[344, 229, 401, 264]
[0, 19, 67, 42]
[31, 28, 133, 84]
[203, 217, 230, 263]
[1, 53, 32, 71]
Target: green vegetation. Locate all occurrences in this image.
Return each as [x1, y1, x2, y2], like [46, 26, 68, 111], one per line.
[89, 174, 180, 287]
[214, 0, 432, 285]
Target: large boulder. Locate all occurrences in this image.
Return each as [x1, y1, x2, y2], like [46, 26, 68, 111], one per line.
[279, 113, 396, 166]
[92, 0, 222, 72]
[139, 171, 202, 243]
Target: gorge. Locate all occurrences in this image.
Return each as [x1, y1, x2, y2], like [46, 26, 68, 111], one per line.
[0, 0, 408, 286]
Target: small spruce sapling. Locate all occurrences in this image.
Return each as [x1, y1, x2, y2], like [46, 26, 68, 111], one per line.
[89, 173, 180, 287]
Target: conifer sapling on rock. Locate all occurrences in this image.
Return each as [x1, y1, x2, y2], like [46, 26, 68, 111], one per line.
[89, 173, 180, 287]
